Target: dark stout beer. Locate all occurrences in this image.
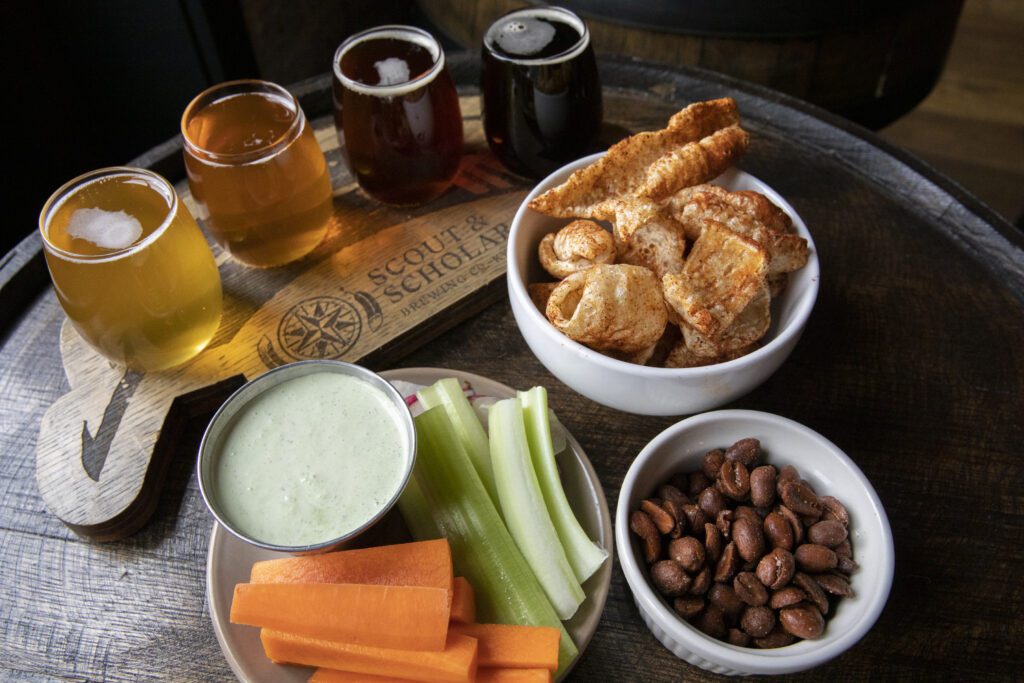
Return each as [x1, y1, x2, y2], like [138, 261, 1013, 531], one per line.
[483, 7, 602, 178]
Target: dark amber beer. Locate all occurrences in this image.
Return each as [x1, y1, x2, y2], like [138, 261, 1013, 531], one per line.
[482, 7, 602, 178]
[332, 26, 463, 205]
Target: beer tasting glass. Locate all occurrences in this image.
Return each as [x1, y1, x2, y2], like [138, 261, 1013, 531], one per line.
[482, 6, 602, 178]
[182, 79, 334, 268]
[39, 167, 223, 371]
[332, 25, 463, 205]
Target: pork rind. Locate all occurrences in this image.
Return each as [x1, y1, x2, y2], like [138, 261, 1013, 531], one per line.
[665, 185, 807, 275]
[671, 185, 792, 234]
[599, 198, 691, 274]
[546, 264, 667, 353]
[615, 212, 687, 279]
[680, 283, 771, 358]
[527, 282, 559, 314]
[768, 272, 788, 298]
[662, 221, 768, 338]
[730, 190, 793, 233]
[664, 339, 719, 369]
[528, 98, 748, 231]
[665, 338, 759, 368]
[600, 197, 657, 243]
[603, 342, 659, 366]
[538, 219, 616, 279]
[635, 126, 750, 201]
[526, 98, 809, 369]
[604, 325, 682, 365]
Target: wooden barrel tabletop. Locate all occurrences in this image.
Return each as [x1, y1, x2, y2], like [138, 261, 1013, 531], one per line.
[2, 53, 1023, 681]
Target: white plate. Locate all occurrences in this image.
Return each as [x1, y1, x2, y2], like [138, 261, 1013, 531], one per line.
[207, 366, 614, 682]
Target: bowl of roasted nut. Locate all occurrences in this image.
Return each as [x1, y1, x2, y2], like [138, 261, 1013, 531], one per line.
[507, 98, 818, 415]
[614, 409, 894, 675]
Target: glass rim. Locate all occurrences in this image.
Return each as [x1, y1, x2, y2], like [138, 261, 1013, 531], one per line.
[333, 25, 446, 97]
[181, 78, 305, 165]
[484, 6, 591, 66]
[39, 166, 180, 264]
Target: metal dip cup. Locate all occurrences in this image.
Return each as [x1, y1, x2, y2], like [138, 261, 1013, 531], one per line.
[196, 360, 417, 554]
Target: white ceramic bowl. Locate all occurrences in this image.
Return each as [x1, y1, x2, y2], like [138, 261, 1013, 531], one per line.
[614, 410, 894, 676]
[506, 153, 819, 416]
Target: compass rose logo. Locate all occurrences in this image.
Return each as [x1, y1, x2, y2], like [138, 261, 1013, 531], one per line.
[277, 296, 362, 360]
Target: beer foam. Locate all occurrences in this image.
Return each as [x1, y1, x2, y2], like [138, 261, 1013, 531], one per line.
[485, 7, 589, 65]
[373, 57, 412, 87]
[66, 208, 143, 250]
[494, 18, 556, 57]
[335, 27, 443, 98]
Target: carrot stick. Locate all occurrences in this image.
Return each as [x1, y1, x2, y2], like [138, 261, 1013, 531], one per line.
[309, 671, 412, 683]
[262, 630, 476, 683]
[232, 583, 449, 651]
[307, 666, 550, 683]
[450, 624, 559, 670]
[450, 577, 475, 624]
[477, 670, 553, 683]
[250, 539, 452, 592]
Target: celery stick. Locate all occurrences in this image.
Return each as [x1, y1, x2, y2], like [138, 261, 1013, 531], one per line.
[549, 409, 567, 456]
[520, 387, 608, 584]
[407, 406, 578, 675]
[396, 475, 441, 540]
[489, 398, 585, 621]
[417, 379, 500, 509]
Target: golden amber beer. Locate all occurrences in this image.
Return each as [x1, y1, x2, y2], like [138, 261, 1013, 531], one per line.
[182, 80, 333, 267]
[39, 168, 223, 371]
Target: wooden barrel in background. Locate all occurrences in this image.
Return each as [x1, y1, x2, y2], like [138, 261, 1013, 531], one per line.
[418, 0, 964, 129]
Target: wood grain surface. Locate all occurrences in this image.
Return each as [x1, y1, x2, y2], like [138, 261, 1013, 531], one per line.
[2, 54, 1023, 681]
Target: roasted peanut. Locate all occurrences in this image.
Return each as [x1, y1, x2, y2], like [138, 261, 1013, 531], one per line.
[629, 510, 661, 564]
[795, 544, 838, 573]
[641, 499, 676, 536]
[724, 438, 761, 467]
[702, 448, 726, 480]
[651, 560, 691, 597]
[668, 536, 705, 573]
[750, 465, 777, 508]
[779, 603, 824, 639]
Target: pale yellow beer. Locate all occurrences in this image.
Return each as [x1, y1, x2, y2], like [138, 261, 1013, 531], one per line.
[40, 167, 223, 371]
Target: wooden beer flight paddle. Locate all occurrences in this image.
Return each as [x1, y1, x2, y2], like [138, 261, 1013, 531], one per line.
[35, 97, 532, 540]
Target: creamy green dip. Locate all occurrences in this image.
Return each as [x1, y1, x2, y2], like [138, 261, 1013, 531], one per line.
[214, 372, 408, 546]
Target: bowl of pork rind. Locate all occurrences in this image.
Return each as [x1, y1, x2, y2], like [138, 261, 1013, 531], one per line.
[506, 98, 819, 416]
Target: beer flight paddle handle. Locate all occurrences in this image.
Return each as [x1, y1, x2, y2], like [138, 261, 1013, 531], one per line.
[36, 326, 250, 540]
[34, 111, 533, 540]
